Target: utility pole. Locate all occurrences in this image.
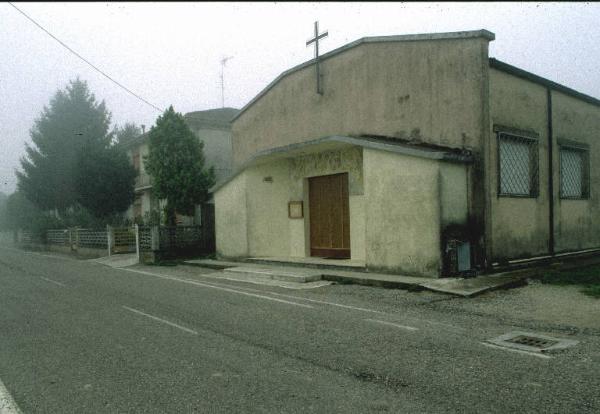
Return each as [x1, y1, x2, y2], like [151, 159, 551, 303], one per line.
[220, 56, 233, 108]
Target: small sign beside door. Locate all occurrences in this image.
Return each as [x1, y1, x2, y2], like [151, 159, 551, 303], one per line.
[288, 201, 303, 219]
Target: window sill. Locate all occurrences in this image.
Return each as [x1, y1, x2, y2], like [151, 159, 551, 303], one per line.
[498, 194, 538, 199]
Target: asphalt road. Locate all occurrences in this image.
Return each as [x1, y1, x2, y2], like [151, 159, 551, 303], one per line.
[0, 246, 598, 413]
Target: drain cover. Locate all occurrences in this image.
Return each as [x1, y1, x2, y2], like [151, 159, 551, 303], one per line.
[487, 331, 578, 354]
[505, 335, 559, 349]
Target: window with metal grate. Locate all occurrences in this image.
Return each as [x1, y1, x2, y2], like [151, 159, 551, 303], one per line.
[497, 132, 539, 197]
[560, 145, 589, 199]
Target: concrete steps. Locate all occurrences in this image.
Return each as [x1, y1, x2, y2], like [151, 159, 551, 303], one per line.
[225, 266, 323, 283]
[246, 257, 366, 273]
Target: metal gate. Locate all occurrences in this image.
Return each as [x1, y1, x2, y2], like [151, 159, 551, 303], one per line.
[110, 226, 137, 254]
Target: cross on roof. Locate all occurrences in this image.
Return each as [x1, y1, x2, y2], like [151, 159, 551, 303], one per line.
[306, 21, 328, 95]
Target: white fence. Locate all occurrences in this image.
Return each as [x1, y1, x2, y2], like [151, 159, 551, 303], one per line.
[78, 229, 108, 249]
[14, 223, 210, 263]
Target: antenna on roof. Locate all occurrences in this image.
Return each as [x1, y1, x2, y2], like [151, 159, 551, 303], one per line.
[220, 55, 234, 108]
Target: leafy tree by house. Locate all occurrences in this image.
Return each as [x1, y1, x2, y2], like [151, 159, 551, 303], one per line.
[75, 144, 137, 219]
[144, 106, 215, 225]
[16, 78, 112, 212]
[114, 122, 142, 145]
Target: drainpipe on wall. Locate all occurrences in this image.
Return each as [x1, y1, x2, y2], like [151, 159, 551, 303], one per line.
[547, 88, 555, 256]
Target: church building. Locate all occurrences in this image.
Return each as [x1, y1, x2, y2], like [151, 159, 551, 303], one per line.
[213, 29, 600, 278]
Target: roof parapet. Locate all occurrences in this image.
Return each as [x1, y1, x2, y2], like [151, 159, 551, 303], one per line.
[232, 29, 495, 122]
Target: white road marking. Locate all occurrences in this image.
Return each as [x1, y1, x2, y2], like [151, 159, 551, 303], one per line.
[184, 274, 466, 328]
[40, 277, 66, 287]
[122, 306, 198, 335]
[480, 342, 552, 360]
[0, 376, 22, 414]
[120, 268, 314, 309]
[120, 268, 466, 333]
[3, 249, 464, 331]
[364, 318, 419, 331]
[185, 275, 467, 329]
[163, 274, 384, 314]
[268, 292, 386, 314]
[190, 275, 470, 332]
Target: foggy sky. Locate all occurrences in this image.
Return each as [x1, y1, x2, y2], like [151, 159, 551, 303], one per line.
[2, 2, 600, 194]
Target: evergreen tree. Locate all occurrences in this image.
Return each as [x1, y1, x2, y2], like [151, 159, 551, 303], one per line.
[17, 78, 112, 212]
[144, 106, 215, 225]
[75, 144, 137, 219]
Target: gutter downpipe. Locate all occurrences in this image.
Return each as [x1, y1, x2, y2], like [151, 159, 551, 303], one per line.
[547, 88, 555, 256]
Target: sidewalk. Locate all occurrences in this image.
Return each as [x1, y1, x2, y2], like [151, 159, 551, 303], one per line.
[182, 259, 532, 297]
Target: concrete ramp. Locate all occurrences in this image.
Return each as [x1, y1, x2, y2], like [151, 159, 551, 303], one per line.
[90, 253, 138, 268]
[418, 272, 529, 297]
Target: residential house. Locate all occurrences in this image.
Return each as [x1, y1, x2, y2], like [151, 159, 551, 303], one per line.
[122, 107, 239, 225]
[213, 29, 600, 278]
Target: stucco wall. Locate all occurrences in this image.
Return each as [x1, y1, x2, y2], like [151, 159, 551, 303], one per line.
[488, 68, 550, 260]
[363, 148, 442, 277]
[232, 37, 491, 167]
[440, 163, 468, 226]
[245, 160, 293, 257]
[215, 146, 366, 261]
[187, 127, 233, 183]
[489, 68, 600, 259]
[215, 172, 248, 257]
[552, 91, 600, 252]
[216, 145, 469, 277]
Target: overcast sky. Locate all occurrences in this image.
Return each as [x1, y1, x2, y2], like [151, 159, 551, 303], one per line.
[1, 2, 599, 194]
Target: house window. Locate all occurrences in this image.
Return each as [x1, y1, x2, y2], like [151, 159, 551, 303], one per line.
[497, 132, 539, 197]
[560, 145, 589, 199]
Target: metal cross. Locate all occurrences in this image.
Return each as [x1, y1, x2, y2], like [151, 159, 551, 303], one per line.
[306, 21, 328, 95]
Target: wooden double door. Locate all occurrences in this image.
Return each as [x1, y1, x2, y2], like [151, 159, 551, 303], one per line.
[308, 173, 351, 259]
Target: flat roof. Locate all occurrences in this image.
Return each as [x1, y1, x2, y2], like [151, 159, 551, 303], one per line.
[211, 134, 473, 193]
[232, 29, 495, 122]
[489, 58, 600, 108]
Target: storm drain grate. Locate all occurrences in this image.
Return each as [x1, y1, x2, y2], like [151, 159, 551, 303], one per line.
[486, 331, 579, 354]
[505, 335, 559, 349]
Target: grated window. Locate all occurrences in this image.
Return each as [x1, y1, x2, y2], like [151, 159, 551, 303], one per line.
[560, 146, 589, 199]
[498, 132, 539, 197]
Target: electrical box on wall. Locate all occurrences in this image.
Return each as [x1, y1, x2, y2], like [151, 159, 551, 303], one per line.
[443, 239, 472, 276]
